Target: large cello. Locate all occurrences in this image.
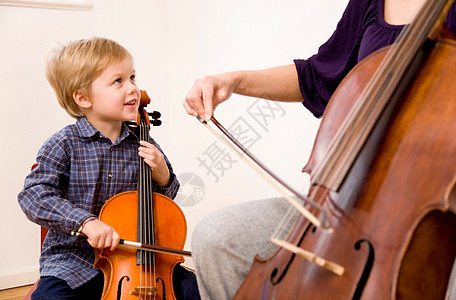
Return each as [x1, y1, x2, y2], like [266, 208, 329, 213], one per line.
[93, 91, 188, 300]
[228, 0, 456, 299]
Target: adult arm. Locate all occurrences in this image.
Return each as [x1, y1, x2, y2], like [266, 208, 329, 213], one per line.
[184, 64, 303, 121]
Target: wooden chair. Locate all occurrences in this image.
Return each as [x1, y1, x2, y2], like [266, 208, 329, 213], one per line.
[22, 227, 48, 300]
[23, 164, 48, 300]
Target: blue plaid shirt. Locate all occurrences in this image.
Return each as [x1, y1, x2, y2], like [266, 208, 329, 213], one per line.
[18, 117, 180, 289]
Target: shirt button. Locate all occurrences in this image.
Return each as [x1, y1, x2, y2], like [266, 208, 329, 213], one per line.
[108, 173, 113, 178]
[110, 147, 113, 152]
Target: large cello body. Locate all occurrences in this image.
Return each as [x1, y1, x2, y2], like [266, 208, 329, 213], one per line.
[233, 1, 456, 299]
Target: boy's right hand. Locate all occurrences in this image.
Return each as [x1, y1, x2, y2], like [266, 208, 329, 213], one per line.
[82, 219, 120, 251]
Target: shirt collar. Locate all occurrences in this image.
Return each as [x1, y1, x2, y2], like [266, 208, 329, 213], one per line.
[75, 117, 138, 143]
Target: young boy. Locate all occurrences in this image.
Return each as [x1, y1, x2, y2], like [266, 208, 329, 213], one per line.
[18, 37, 199, 299]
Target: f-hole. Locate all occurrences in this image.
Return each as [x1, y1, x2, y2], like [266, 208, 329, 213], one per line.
[270, 223, 314, 285]
[157, 277, 166, 299]
[117, 275, 130, 300]
[352, 239, 375, 300]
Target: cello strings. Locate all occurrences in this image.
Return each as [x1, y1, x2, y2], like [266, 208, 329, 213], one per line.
[142, 121, 148, 298]
[142, 121, 147, 298]
[139, 116, 157, 299]
[139, 119, 145, 297]
[144, 119, 157, 299]
[147, 136, 155, 300]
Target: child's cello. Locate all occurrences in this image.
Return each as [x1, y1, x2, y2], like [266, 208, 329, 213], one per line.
[94, 90, 187, 300]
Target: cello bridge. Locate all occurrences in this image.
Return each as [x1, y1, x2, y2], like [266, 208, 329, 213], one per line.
[130, 287, 158, 296]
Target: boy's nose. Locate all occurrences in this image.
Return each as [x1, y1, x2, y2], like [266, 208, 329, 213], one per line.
[127, 82, 139, 94]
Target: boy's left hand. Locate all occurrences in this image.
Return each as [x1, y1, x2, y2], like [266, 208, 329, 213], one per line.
[138, 140, 170, 187]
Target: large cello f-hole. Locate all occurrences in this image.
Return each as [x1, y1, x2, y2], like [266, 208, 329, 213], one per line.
[269, 222, 315, 285]
[352, 239, 374, 300]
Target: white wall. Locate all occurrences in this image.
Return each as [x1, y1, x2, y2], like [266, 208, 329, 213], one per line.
[0, 0, 348, 290]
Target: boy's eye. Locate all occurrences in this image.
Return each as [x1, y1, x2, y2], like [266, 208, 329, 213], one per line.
[114, 78, 122, 84]
[130, 75, 136, 82]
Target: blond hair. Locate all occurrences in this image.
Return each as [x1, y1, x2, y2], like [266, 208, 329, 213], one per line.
[46, 37, 132, 118]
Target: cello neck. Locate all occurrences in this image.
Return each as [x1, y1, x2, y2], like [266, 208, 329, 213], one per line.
[137, 104, 157, 264]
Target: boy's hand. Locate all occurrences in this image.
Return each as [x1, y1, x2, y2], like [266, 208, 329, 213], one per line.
[82, 219, 120, 251]
[138, 140, 170, 187]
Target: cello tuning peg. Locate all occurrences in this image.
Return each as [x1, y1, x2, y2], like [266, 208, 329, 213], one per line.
[151, 119, 162, 126]
[148, 111, 161, 119]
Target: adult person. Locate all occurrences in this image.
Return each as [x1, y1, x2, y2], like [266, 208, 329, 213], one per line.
[184, 0, 456, 299]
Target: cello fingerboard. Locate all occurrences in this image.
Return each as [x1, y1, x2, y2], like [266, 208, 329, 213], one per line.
[137, 109, 156, 266]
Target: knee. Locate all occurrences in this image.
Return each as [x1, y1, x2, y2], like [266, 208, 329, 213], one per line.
[191, 214, 223, 252]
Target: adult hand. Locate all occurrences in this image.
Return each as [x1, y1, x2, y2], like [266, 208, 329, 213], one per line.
[184, 73, 237, 121]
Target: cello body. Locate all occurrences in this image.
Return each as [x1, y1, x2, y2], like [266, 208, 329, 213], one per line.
[233, 37, 456, 299]
[94, 191, 187, 300]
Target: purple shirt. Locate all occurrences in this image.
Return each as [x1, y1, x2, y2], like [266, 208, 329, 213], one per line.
[295, 0, 456, 117]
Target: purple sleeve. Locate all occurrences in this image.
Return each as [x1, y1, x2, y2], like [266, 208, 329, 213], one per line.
[294, 0, 369, 118]
[296, 0, 456, 118]
[446, 1, 456, 35]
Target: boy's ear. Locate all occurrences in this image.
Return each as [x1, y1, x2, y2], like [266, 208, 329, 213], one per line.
[73, 91, 92, 109]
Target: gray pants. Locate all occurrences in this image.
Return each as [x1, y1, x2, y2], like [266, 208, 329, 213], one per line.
[191, 197, 456, 300]
[191, 197, 291, 300]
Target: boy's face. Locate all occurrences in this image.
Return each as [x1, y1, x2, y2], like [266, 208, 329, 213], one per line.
[86, 56, 140, 125]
